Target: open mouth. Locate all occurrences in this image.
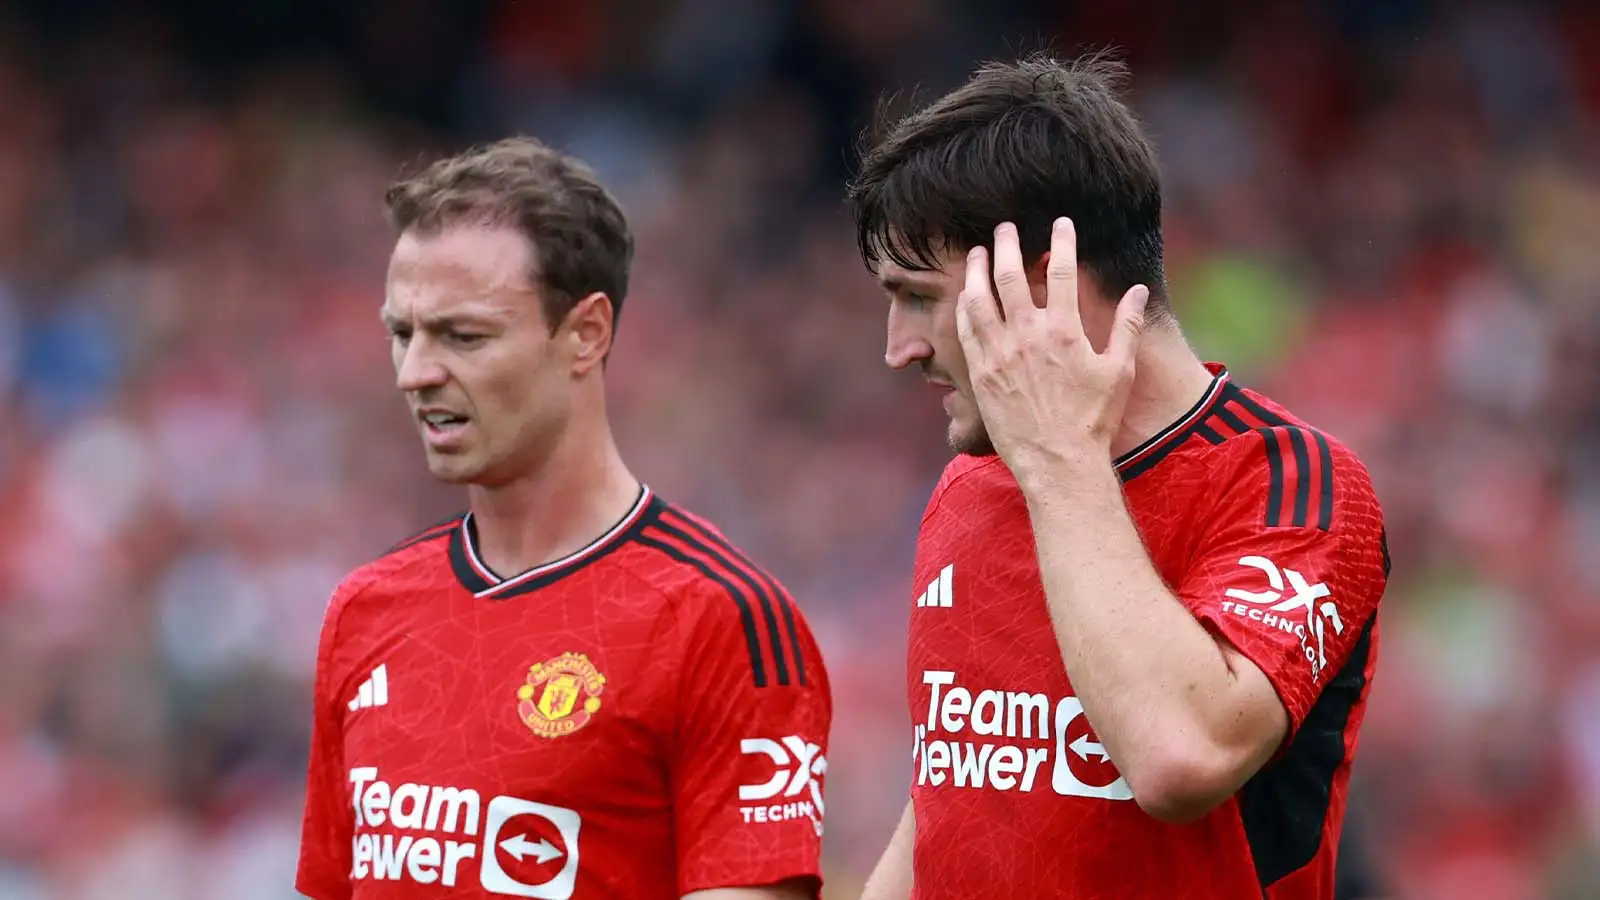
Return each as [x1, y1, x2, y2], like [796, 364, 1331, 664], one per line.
[419, 410, 471, 441]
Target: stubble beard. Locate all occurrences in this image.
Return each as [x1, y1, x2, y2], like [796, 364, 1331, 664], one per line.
[948, 419, 997, 458]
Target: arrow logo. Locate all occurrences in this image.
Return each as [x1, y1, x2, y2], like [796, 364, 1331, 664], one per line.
[499, 832, 564, 865]
[1070, 734, 1109, 763]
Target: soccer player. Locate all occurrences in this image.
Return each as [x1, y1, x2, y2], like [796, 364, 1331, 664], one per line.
[295, 138, 831, 900]
[846, 55, 1389, 899]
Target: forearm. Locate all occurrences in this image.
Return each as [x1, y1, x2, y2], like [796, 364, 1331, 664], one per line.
[860, 800, 915, 900]
[682, 882, 812, 900]
[1020, 455, 1263, 811]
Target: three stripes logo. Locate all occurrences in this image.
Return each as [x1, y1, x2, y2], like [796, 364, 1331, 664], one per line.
[348, 664, 389, 712]
[1259, 425, 1335, 531]
[915, 564, 954, 609]
[1127, 378, 1338, 535]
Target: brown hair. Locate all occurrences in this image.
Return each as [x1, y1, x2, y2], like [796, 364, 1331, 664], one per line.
[385, 136, 635, 331]
[847, 52, 1169, 312]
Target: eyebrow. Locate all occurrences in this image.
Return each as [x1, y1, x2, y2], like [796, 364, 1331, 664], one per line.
[379, 309, 502, 330]
[878, 274, 943, 294]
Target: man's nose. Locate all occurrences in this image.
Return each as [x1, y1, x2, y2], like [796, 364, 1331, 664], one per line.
[885, 305, 932, 370]
[395, 339, 449, 392]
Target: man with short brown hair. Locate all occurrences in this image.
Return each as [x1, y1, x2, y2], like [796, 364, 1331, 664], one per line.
[296, 137, 832, 900]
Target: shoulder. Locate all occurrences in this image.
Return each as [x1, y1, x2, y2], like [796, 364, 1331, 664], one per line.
[922, 454, 1018, 524]
[628, 497, 794, 604]
[327, 514, 463, 619]
[935, 453, 1010, 495]
[309, 516, 458, 697]
[630, 496, 821, 690]
[1181, 387, 1382, 542]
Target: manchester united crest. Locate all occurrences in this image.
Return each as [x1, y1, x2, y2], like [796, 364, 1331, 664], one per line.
[517, 651, 606, 739]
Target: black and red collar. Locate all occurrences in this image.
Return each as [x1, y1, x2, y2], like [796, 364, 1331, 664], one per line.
[448, 486, 659, 600]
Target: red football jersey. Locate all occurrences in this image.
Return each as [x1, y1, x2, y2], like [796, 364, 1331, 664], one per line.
[296, 487, 832, 900]
[906, 365, 1388, 899]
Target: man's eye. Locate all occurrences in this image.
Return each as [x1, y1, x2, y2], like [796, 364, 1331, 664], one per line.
[449, 332, 486, 346]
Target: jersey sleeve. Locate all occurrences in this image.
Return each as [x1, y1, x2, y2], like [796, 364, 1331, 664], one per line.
[1175, 426, 1388, 737]
[295, 577, 361, 900]
[670, 571, 832, 897]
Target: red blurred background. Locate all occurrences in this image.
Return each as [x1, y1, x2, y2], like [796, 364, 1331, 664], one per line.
[0, 1, 1596, 897]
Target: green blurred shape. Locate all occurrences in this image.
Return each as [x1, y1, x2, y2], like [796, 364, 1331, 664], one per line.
[1173, 253, 1309, 380]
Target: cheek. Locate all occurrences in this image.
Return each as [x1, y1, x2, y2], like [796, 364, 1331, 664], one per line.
[467, 354, 537, 412]
[492, 349, 568, 420]
[934, 311, 971, 379]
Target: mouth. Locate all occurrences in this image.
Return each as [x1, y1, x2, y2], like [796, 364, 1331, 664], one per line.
[417, 408, 471, 444]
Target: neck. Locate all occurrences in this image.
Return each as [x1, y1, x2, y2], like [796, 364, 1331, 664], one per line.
[466, 405, 640, 578]
[1110, 324, 1217, 461]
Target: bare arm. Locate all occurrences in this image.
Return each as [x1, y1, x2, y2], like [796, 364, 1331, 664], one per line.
[860, 799, 915, 900]
[951, 221, 1288, 823]
[683, 879, 815, 900]
[1022, 461, 1288, 822]
[955, 220, 1380, 825]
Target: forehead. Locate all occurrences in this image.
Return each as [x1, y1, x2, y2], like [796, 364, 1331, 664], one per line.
[384, 224, 537, 317]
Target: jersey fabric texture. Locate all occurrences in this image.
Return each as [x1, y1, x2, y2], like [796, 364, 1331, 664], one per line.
[296, 487, 831, 900]
[906, 364, 1388, 900]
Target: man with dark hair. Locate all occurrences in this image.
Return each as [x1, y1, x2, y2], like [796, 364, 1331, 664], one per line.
[848, 55, 1389, 900]
[295, 137, 832, 900]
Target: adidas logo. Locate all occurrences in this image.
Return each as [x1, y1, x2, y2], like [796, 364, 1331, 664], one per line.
[915, 563, 954, 608]
[348, 664, 389, 711]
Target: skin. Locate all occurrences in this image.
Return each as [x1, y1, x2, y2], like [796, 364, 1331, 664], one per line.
[384, 225, 588, 490]
[956, 220, 1287, 821]
[381, 223, 810, 900]
[863, 220, 1289, 899]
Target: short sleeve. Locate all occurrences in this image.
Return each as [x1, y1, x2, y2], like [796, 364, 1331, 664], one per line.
[295, 578, 361, 900]
[670, 576, 832, 897]
[1176, 426, 1388, 736]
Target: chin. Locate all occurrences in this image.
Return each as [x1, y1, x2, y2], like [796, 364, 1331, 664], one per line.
[424, 452, 483, 485]
[946, 419, 997, 458]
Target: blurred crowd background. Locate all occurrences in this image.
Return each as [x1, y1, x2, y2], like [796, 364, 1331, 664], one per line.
[0, 0, 1596, 897]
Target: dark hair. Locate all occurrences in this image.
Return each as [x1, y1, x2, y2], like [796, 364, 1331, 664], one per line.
[385, 136, 634, 331]
[847, 52, 1168, 309]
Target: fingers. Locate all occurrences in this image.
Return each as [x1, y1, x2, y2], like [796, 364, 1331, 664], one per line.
[1046, 218, 1087, 340]
[1105, 283, 1151, 365]
[990, 222, 1033, 323]
[959, 245, 997, 354]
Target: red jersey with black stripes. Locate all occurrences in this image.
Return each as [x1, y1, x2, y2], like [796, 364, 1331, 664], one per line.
[296, 487, 831, 900]
[905, 363, 1388, 900]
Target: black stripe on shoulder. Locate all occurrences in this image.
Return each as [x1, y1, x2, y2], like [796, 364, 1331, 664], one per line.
[384, 514, 462, 557]
[663, 508, 808, 688]
[1195, 421, 1225, 445]
[1232, 392, 1291, 428]
[651, 516, 792, 688]
[1285, 428, 1313, 528]
[1379, 529, 1391, 579]
[1256, 425, 1335, 531]
[1214, 402, 1253, 436]
[1260, 428, 1286, 527]
[1313, 430, 1335, 532]
[636, 528, 770, 688]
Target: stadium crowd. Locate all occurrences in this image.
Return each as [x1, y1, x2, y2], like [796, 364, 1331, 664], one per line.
[0, 0, 1596, 897]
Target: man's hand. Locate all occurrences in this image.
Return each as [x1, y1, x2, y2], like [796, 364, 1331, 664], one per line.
[955, 219, 1150, 482]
